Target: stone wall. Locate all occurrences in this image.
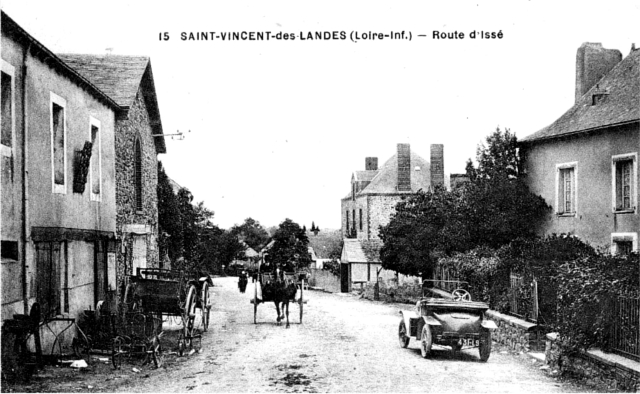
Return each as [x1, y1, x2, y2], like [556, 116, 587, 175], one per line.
[308, 269, 340, 293]
[545, 333, 640, 392]
[115, 89, 160, 301]
[485, 310, 546, 352]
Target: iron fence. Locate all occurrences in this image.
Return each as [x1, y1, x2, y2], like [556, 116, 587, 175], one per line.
[608, 295, 640, 361]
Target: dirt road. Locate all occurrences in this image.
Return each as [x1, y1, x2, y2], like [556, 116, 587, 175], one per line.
[109, 276, 590, 393]
[6, 276, 592, 393]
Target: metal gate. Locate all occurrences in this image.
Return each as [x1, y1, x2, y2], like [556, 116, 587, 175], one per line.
[609, 295, 640, 360]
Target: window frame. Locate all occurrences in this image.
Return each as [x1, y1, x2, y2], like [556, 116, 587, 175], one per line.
[50, 92, 67, 194]
[610, 232, 638, 255]
[1, 60, 16, 158]
[89, 117, 102, 202]
[611, 152, 637, 214]
[555, 161, 578, 216]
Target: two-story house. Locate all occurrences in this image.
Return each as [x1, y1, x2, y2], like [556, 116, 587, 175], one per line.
[520, 43, 639, 254]
[1, 12, 119, 326]
[339, 143, 444, 292]
[57, 54, 167, 304]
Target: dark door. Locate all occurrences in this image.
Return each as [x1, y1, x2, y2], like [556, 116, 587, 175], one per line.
[35, 242, 61, 319]
[340, 263, 349, 293]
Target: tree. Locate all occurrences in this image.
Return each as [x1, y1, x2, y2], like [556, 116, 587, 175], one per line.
[230, 217, 269, 251]
[379, 127, 550, 277]
[199, 225, 246, 274]
[379, 186, 468, 278]
[463, 127, 550, 248]
[264, 218, 312, 272]
[157, 161, 183, 264]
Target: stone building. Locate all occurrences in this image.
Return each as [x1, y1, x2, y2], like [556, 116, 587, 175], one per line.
[339, 143, 444, 292]
[1, 12, 119, 324]
[57, 54, 167, 303]
[520, 43, 639, 253]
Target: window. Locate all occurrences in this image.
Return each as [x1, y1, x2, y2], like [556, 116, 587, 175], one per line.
[345, 210, 349, 233]
[134, 138, 143, 211]
[90, 118, 101, 201]
[1, 60, 15, 158]
[359, 209, 363, 231]
[556, 162, 577, 215]
[50, 93, 67, 193]
[611, 233, 637, 255]
[352, 210, 356, 232]
[612, 153, 637, 213]
[352, 182, 356, 201]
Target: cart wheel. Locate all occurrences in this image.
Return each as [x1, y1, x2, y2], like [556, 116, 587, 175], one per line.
[299, 280, 304, 324]
[111, 337, 123, 369]
[151, 339, 164, 368]
[123, 283, 138, 314]
[72, 336, 92, 364]
[420, 325, 433, 358]
[178, 335, 185, 357]
[479, 330, 492, 362]
[253, 282, 258, 324]
[398, 320, 410, 348]
[184, 285, 197, 347]
[201, 283, 210, 332]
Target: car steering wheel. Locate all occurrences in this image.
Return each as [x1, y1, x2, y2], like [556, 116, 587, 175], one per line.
[451, 288, 471, 301]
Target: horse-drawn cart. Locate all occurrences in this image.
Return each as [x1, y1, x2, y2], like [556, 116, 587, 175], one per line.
[252, 272, 307, 327]
[122, 268, 212, 358]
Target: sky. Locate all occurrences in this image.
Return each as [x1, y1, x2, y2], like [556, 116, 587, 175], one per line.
[2, 0, 638, 230]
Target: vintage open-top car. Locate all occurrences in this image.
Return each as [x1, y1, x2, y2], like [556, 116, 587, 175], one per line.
[398, 280, 497, 361]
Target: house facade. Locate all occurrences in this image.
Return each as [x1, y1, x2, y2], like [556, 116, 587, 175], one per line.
[520, 43, 639, 253]
[1, 12, 119, 322]
[339, 143, 444, 291]
[57, 54, 167, 303]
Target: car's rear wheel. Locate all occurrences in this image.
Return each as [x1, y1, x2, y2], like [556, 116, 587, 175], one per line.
[420, 325, 433, 358]
[398, 320, 410, 348]
[479, 330, 491, 362]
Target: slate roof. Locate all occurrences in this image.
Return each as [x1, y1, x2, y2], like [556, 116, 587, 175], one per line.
[343, 149, 431, 199]
[57, 53, 167, 154]
[57, 54, 149, 109]
[353, 170, 379, 182]
[521, 48, 640, 143]
[341, 239, 368, 263]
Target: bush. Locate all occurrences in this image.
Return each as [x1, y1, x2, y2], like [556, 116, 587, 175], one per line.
[554, 251, 639, 353]
[322, 258, 340, 277]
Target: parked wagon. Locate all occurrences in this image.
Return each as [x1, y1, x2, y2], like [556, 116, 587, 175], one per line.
[123, 268, 211, 357]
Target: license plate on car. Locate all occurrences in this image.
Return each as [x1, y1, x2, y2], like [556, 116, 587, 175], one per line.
[462, 338, 479, 347]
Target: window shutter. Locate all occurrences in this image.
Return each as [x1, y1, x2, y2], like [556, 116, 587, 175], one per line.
[615, 162, 623, 210]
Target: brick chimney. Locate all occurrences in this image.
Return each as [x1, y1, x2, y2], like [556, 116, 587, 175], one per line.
[397, 144, 411, 191]
[575, 43, 622, 102]
[365, 157, 378, 171]
[430, 144, 444, 187]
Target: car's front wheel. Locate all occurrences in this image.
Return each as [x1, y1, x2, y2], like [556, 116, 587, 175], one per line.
[420, 325, 433, 358]
[398, 320, 410, 348]
[479, 330, 491, 362]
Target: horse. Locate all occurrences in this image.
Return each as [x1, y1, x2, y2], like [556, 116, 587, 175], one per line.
[262, 270, 297, 328]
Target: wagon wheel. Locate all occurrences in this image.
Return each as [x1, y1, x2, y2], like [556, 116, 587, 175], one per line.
[111, 337, 124, 369]
[398, 320, 410, 348]
[151, 336, 164, 368]
[253, 281, 258, 324]
[72, 335, 92, 364]
[183, 285, 197, 348]
[299, 280, 304, 324]
[123, 283, 138, 314]
[420, 325, 433, 358]
[201, 282, 210, 332]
